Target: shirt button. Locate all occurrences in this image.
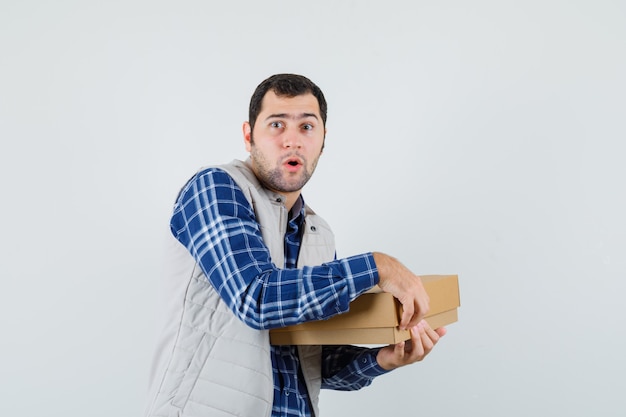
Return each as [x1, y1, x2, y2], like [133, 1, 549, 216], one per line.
[310, 225, 317, 232]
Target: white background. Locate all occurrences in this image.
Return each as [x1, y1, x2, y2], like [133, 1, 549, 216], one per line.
[1, 1, 624, 416]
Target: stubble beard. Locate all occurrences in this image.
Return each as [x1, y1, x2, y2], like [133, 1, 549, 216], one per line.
[249, 143, 319, 193]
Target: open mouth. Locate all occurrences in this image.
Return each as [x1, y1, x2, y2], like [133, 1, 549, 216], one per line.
[285, 157, 302, 167]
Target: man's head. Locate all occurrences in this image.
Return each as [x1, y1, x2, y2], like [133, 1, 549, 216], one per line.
[248, 74, 327, 134]
[242, 74, 328, 209]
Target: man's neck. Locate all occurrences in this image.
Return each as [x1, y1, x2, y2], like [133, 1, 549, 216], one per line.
[283, 192, 302, 212]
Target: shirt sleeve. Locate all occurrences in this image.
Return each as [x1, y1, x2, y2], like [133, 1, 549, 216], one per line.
[169, 168, 379, 330]
[320, 345, 390, 391]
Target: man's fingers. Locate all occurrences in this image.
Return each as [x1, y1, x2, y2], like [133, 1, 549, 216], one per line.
[419, 326, 436, 351]
[423, 323, 439, 340]
[394, 340, 406, 361]
[400, 298, 426, 330]
[378, 321, 447, 369]
[404, 313, 421, 330]
[399, 299, 414, 330]
[399, 310, 410, 330]
[409, 325, 426, 357]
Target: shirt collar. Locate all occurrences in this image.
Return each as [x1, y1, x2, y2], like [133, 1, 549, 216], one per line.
[288, 195, 305, 222]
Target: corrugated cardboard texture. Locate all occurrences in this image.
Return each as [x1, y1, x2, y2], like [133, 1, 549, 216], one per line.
[270, 275, 460, 345]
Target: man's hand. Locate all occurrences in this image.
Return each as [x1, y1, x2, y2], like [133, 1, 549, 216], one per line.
[372, 252, 430, 330]
[376, 320, 447, 371]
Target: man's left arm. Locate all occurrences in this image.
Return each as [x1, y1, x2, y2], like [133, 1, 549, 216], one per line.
[321, 345, 387, 391]
[321, 321, 446, 391]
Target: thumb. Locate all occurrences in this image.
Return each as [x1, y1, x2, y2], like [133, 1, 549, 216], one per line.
[394, 340, 406, 357]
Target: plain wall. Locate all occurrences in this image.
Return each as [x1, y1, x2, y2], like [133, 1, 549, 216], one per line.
[1, 1, 624, 416]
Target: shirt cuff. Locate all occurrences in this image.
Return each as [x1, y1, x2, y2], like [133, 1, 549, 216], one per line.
[354, 349, 390, 378]
[340, 252, 379, 299]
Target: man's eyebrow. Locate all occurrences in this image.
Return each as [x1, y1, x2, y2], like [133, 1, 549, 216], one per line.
[264, 113, 319, 121]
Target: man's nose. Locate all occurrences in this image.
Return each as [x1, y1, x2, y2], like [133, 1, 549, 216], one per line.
[282, 129, 302, 148]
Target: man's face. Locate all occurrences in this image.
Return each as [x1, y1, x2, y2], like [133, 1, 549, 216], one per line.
[243, 90, 326, 198]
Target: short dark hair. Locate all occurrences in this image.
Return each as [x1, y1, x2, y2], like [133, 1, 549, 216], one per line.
[248, 74, 327, 132]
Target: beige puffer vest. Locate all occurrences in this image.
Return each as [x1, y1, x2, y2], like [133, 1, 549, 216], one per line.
[144, 159, 336, 417]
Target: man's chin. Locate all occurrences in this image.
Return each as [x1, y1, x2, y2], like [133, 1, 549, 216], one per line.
[275, 178, 310, 194]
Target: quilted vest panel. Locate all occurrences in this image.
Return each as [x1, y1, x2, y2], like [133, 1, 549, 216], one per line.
[145, 160, 335, 417]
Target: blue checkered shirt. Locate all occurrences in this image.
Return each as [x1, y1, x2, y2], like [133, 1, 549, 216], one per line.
[171, 167, 390, 417]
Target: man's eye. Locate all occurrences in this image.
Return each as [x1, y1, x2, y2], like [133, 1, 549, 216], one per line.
[271, 121, 284, 128]
[302, 123, 313, 131]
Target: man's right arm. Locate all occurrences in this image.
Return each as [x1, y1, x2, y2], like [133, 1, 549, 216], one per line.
[169, 168, 378, 330]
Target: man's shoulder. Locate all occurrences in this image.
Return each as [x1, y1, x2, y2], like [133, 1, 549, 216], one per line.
[197, 159, 258, 188]
[183, 160, 252, 188]
[174, 161, 245, 204]
[178, 165, 236, 193]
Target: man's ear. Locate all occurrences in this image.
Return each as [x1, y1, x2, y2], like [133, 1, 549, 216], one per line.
[243, 121, 252, 152]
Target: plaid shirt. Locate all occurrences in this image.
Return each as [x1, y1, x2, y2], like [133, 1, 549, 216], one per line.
[171, 167, 389, 416]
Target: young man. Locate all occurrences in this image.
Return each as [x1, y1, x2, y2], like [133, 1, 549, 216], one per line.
[144, 74, 446, 417]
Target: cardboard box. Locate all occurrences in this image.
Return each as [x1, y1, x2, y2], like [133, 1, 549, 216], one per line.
[270, 275, 460, 345]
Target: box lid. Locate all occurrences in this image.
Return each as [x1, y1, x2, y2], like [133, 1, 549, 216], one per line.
[270, 275, 459, 345]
